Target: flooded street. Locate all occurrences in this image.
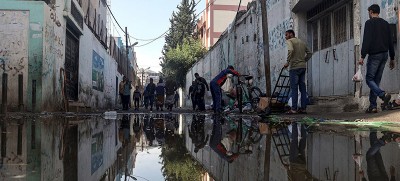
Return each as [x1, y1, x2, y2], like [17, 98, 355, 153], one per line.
[0, 113, 399, 181]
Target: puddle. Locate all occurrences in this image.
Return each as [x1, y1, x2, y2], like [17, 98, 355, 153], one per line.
[0, 114, 399, 180]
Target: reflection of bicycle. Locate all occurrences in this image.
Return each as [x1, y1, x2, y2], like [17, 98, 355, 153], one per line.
[235, 75, 263, 113]
[227, 117, 263, 154]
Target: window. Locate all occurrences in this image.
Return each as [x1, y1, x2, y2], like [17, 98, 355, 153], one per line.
[349, 4, 354, 39]
[320, 15, 331, 50]
[312, 22, 319, 52]
[334, 6, 347, 44]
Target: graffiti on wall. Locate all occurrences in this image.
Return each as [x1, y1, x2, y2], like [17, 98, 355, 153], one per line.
[43, 8, 64, 77]
[0, 11, 29, 76]
[92, 50, 105, 92]
[267, 0, 281, 10]
[91, 132, 104, 174]
[268, 18, 293, 51]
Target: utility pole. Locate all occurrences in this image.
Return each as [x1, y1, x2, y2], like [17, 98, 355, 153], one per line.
[260, 0, 272, 181]
[125, 27, 130, 82]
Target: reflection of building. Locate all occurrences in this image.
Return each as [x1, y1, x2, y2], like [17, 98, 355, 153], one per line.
[0, 115, 137, 181]
[196, 0, 253, 48]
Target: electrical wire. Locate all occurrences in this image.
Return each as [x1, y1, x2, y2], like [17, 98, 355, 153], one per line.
[195, 0, 217, 18]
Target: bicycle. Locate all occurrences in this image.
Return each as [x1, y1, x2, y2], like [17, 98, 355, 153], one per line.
[234, 75, 263, 113]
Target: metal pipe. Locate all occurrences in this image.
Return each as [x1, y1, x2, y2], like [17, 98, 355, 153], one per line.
[32, 80, 36, 112]
[18, 74, 23, 111]
[1, 73, 8, 114]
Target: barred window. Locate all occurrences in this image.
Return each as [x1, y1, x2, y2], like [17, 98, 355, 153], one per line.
[312, 22, 319, 52]
[334, 6, 347, 44]
[349, 4, 354, 39]
[320, 15, 331, 50]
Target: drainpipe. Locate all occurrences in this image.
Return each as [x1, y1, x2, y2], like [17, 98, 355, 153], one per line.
[1, 73, 7, 114]
[18, 74, 23, 111]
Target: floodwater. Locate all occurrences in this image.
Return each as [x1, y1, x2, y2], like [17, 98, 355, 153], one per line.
[0, 113, 399, 181]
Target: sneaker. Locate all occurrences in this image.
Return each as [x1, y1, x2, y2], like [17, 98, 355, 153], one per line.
[381, 93, 391, 107]
[365, 107, 378, 113]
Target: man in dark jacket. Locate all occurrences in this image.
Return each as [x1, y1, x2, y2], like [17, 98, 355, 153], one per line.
[359, 4, 395, 113]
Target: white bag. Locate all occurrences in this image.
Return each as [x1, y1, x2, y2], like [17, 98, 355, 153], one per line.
[221, 74, 233, 93]
[352, 65, 363, 82]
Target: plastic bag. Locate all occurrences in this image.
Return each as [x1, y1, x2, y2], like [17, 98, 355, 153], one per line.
[352, 65, 363, 82]
[221, 74, 233, 93]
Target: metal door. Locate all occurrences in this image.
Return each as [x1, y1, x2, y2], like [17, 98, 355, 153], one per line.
[309, 3, 354, 97]
[65, 30, 79, 101]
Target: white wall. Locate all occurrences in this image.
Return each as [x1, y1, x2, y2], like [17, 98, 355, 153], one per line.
[79, 24, 122, 109]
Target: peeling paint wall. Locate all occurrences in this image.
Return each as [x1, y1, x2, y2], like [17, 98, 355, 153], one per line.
[79, 24, 121, 109]
[41, 2, 66, 111]
[0, 10, 30, 111]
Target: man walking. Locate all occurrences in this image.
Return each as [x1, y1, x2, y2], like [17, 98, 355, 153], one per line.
[194, 73, 209, 110]
[188, 81, 197, 110]
[284, 30, 312, 114]
[146, 78, 156, 111]
[210, 65, 240, 113]
[360, 4, 395, 113]
[120, 76, 132, 110]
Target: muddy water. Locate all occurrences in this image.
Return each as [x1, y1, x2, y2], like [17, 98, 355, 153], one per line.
[0, 113, 399, 181]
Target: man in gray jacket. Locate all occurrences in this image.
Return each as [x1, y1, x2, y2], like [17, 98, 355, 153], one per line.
[284, 30, 312, 114]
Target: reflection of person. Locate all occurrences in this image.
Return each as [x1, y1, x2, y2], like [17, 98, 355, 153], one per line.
[143, 116, 155, 146]
[154, 118, 165, 146]
[359, 4, 395, 113]
[284, 29, 312, 114]
[289, 123, 306, 164]
[210, 66, 240, 113]
[365, 131, 396, 181]
[209, 115, 239, 163]
[286, 122, 314, 181]
[188, 115, 209, 153]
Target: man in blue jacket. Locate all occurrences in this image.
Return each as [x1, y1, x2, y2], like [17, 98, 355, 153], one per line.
[210, 65, 240, 113]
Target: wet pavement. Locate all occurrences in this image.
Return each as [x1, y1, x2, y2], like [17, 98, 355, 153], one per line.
[0, 113, 399, 181]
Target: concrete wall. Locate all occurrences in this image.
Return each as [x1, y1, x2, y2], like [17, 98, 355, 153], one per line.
[186, 1, 266, 106]
[79, 24, 121, 109]
[0, 1, 45, 112]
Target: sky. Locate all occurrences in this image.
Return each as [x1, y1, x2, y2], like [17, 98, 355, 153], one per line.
[110, 0, 205, 73]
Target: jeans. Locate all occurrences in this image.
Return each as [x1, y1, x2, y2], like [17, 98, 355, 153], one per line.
[210, 81, 222, 113]
[134, 98, 140, 110]
[148, 95, 155, 110]
[366, 53, 388, 108]
[289, 68, 307, 110]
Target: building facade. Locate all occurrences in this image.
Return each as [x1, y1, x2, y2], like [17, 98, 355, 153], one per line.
[0, 0, 137, 112]
[196, 0, 254, 48]
[187, 0, 400, 110]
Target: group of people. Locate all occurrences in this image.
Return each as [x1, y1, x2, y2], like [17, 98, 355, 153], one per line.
[119, 76, 179, 111]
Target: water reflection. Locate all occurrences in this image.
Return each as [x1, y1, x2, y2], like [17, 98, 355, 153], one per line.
[0, 114, 399, 181]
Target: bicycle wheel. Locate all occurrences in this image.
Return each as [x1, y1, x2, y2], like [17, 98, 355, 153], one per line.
[250, 87, 262, 108]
